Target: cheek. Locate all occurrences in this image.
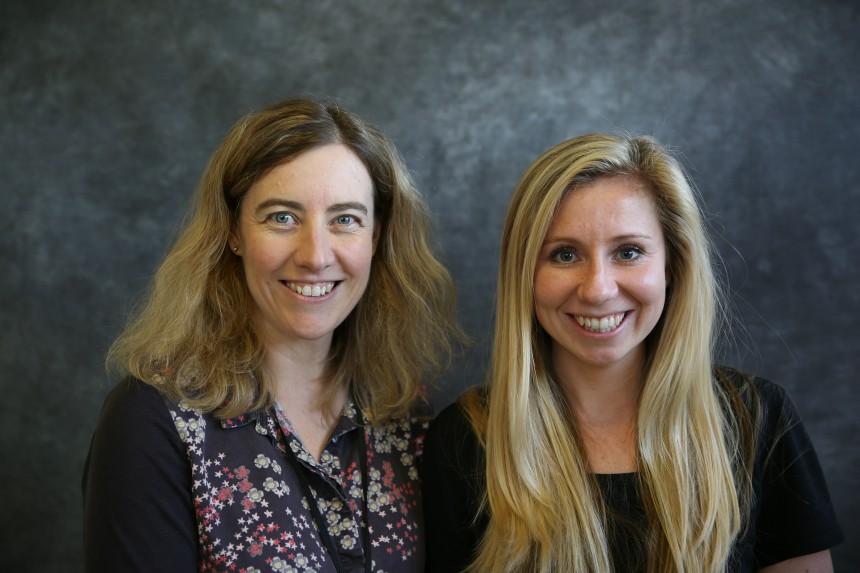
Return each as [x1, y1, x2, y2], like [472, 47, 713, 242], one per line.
[631, 266, 667, 313]
[239, 234, 288, 281]
[244, 244, 284, 275]
[534, 265, 570, 304]
[532, 268, 554, 308]
[532, 266, 569, 326]
[340, 239, 375, 278]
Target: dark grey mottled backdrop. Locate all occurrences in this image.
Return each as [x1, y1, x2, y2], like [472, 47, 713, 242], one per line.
[2, 0, 858, 570]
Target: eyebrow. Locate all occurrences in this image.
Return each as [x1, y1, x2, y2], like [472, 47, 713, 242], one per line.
[543, 233, 654, 244]
[254, 198, 369, 216]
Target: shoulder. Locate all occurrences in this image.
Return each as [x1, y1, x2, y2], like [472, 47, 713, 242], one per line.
[94, 377, 180, 440]
[714, 366, 812, 461]
[366, 395, 433, 428]
[84, 378, 199, 568]
[715, 365, 805, 440]
[424, 387, 485, 473]
[366, 401, 432, 460]
[429, 389, 481, 440]
[716, 364, 789, 404]
[723, 373, 845, 563]
[86, 377, 190, 479]
[423, 388, 488, 572]
[714, 365, 795, 426]
[714, 364, 765, 403]
[103, 376, 167, 410]
[714, 364, 787, 400]
[714, 367, 843, 564]
[85, 378, 190, 496]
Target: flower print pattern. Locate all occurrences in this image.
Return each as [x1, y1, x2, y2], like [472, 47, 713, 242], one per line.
[167, 396, 428, 572]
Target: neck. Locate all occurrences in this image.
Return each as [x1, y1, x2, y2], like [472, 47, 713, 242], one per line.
[264, 343, 333, 409]
[552, 348, 644, 428]
[256, 317, 347, 420]
[254, 314, 337, 411]
[260, 334, 348, 462]
[552, 348, 645, 473]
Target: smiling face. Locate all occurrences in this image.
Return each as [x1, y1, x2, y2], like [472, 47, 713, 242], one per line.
[230, 143, 376, 351]
[533, 175, 667, 378]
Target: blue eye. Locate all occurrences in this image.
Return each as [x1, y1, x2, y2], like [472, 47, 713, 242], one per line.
[271, 212, 295, 225]
[335, 214, 358, 226]
[550, 247, 577, 263]
[617, 246, 644, 261]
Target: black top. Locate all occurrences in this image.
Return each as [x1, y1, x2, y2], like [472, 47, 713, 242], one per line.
[82, 378, 429, 572]
[422, 373, 843, 572]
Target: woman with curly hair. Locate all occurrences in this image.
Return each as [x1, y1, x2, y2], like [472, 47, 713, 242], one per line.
[84, 98, 461, 572]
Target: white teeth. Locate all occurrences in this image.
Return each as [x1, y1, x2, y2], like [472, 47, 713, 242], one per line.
[286, 282, 335, 297]
[574, 312, 625, 333]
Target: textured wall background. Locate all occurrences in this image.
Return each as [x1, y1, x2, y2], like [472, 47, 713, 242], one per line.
[2, 0, 858, 570]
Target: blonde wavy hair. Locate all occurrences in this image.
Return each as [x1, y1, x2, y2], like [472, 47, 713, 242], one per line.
[463, 134, 756, 572]
[108, 98, 460, 422]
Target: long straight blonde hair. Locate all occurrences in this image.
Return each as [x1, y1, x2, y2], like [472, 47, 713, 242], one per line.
[108, 98, 461, 422]
[464, 134, 754, 572]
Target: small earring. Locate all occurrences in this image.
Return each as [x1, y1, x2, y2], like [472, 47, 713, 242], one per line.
[231, 245, 239, 253]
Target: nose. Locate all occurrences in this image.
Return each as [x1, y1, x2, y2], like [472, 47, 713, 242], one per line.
[578, 259, 618, 305]
[294, 223, 335, 271]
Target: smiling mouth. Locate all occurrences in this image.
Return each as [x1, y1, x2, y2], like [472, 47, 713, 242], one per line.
[573, 312, 627, 333]
[282, 281, 336, 298]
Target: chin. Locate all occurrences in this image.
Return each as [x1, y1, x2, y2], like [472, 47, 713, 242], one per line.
[293, 326, 339, 341]
[267, 320, 342, 345]
[571, 347, 638, 370]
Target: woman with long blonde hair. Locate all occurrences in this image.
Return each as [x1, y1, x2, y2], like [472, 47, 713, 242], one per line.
[423, 134, 842, 572]
[84, 98, 461, 572]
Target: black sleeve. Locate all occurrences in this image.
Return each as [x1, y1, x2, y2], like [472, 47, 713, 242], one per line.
[82, 378, 198, 572]
[752, 380, 844, 567]
[422, 400, 487, 573]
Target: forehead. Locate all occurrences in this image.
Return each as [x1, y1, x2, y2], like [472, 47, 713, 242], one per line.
[547, 175, 662, 238]
[244, 143, 374, 207]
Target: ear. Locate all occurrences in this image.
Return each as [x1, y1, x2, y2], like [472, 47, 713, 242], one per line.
[228, 228, 242, 256]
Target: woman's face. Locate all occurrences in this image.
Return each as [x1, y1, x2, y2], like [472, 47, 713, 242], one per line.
[230, 143, 377, 350]
[533, 175, 667, 377]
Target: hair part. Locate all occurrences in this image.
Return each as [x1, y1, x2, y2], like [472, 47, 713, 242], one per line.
[464, 133, 756, 572]
[108, 98, 462, 422]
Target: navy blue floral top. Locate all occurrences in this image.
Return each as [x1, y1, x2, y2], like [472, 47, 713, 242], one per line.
[83, 378, 429, 572]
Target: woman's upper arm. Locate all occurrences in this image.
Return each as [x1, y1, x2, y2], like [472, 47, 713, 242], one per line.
[752, 381, 843, 568]
[422, 401, 485, 573]
[759, 549, 833, 573]
[82, 379, 198, 572]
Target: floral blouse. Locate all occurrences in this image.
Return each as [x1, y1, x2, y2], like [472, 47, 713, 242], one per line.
[83, 378, 429, 573]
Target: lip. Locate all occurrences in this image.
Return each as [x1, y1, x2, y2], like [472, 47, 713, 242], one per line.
[567, 311, 630, 337]
[279, 280, 340, 301]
